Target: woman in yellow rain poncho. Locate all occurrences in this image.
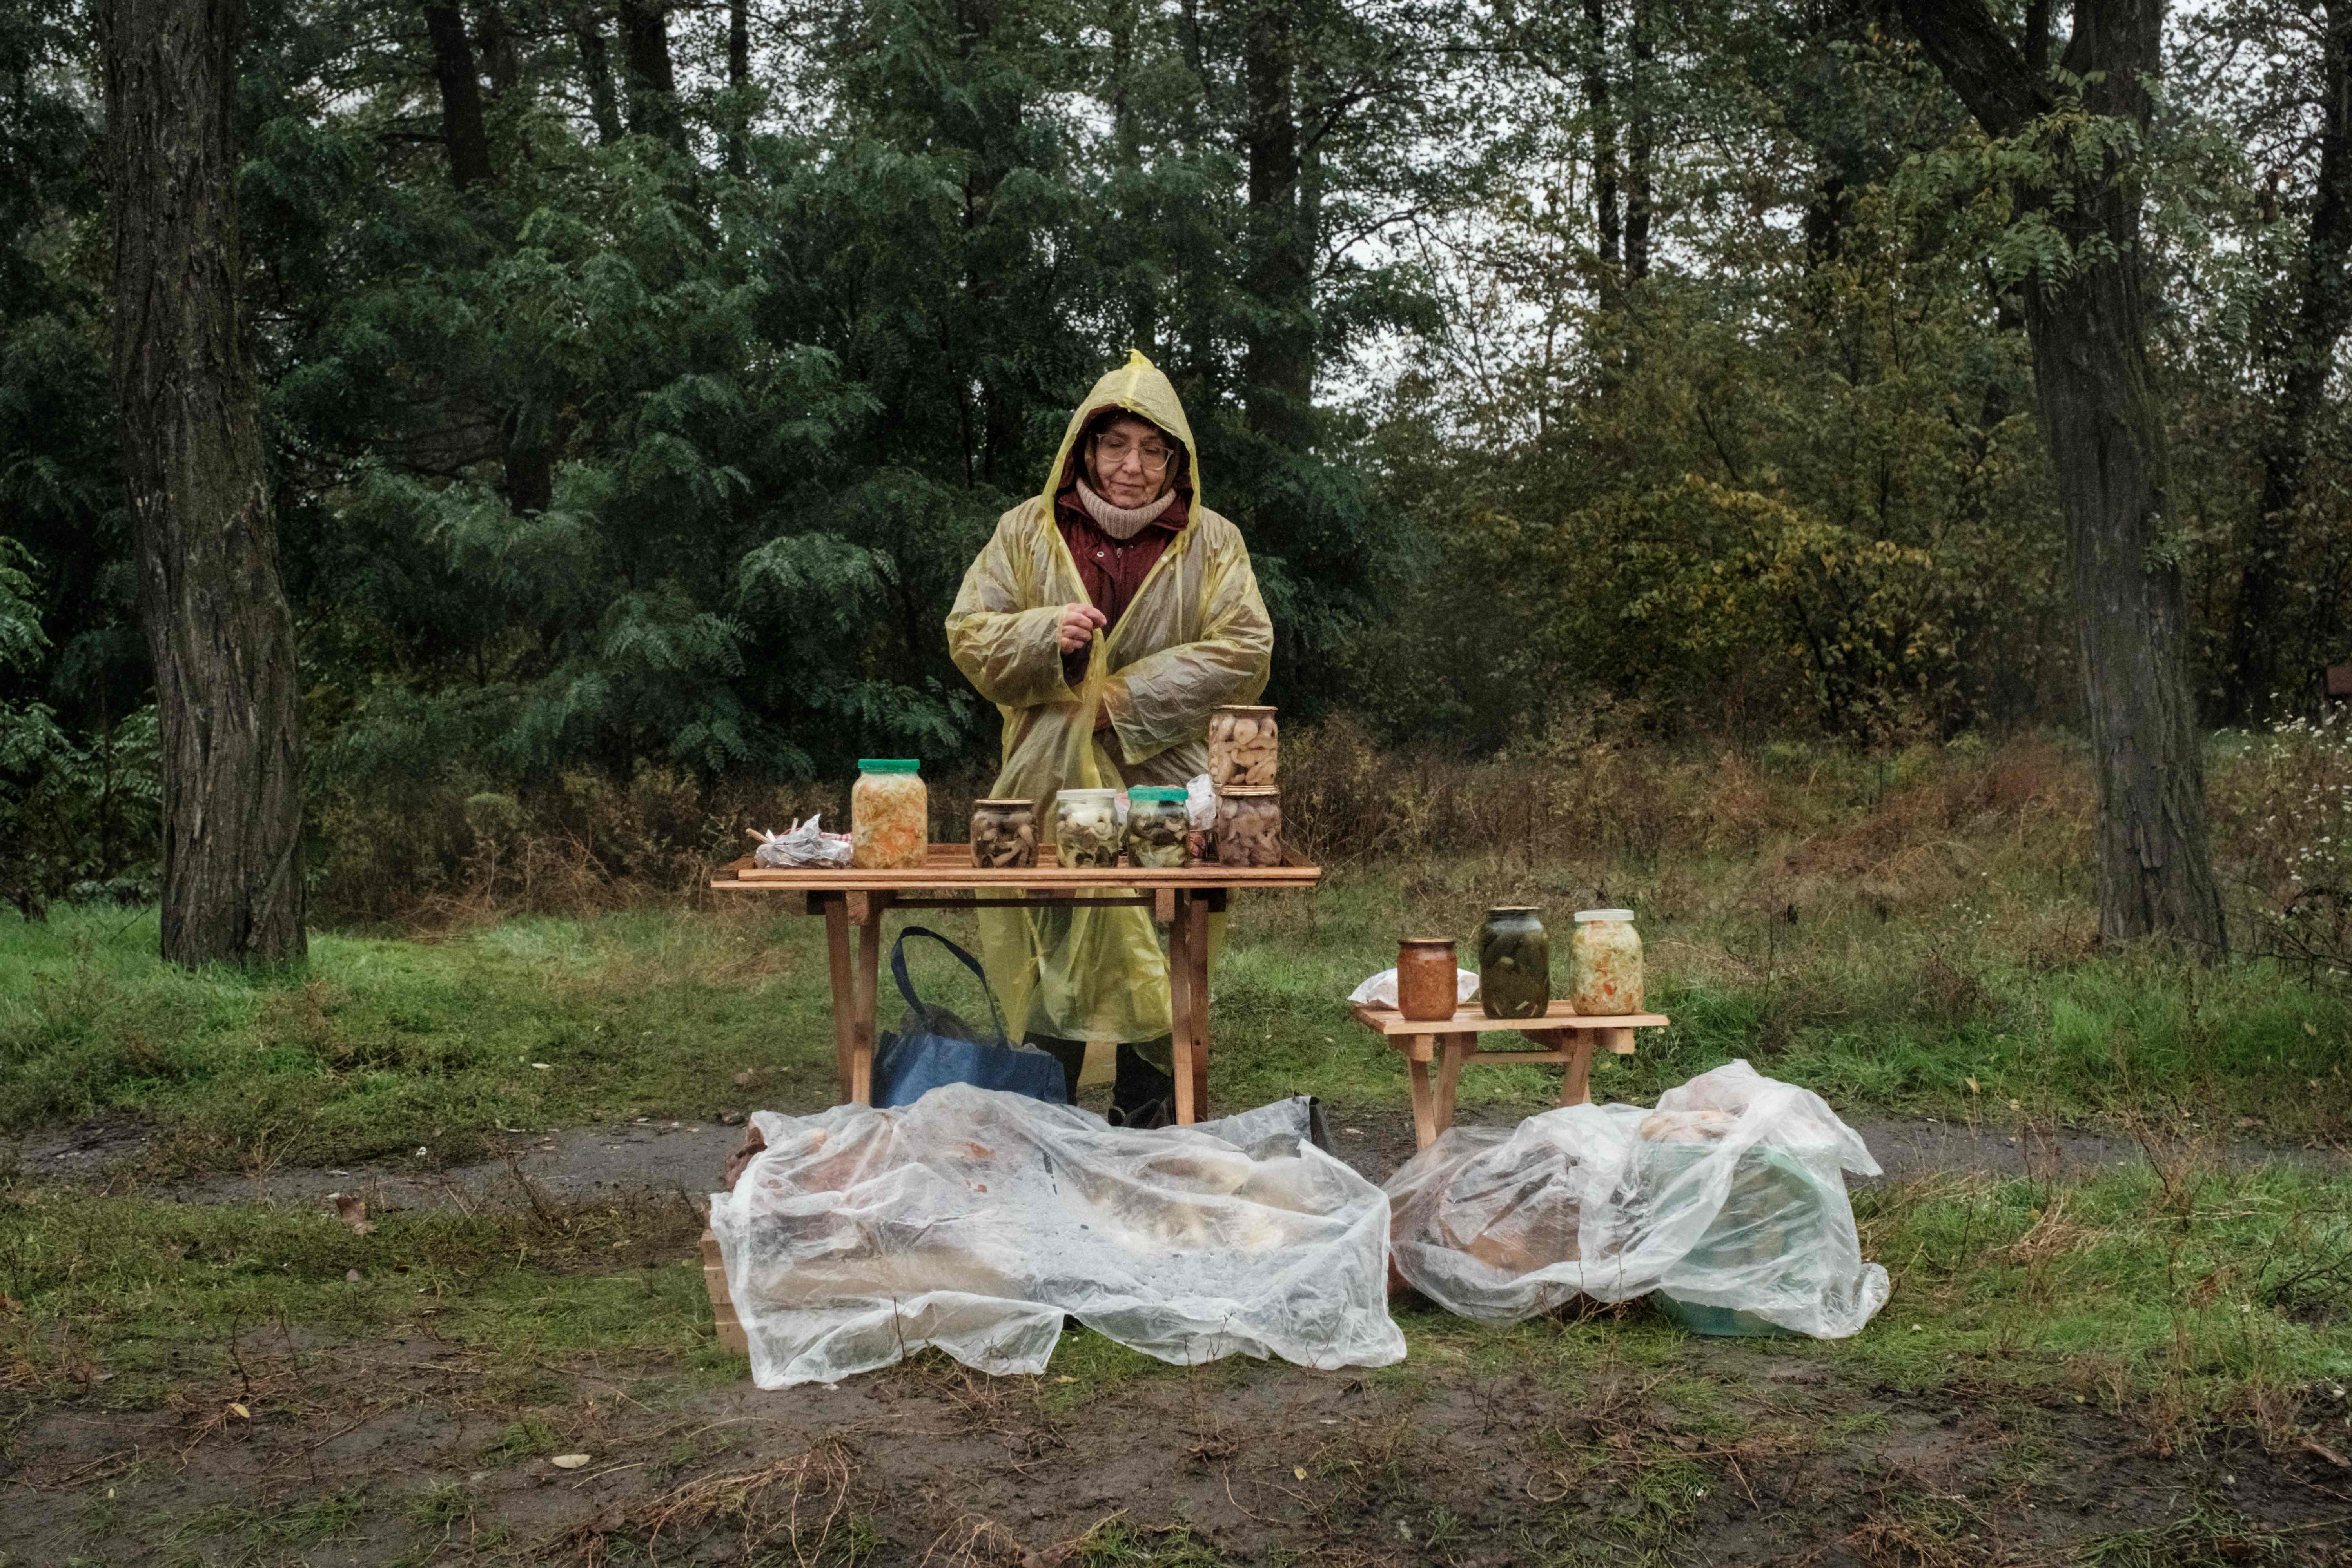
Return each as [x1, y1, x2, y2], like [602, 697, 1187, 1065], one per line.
[946, 351, 1272, 1125]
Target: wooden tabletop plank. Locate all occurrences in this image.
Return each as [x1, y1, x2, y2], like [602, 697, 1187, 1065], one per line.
[710, 847, 1321, 893]
[1350, 1001, 1670, 1036]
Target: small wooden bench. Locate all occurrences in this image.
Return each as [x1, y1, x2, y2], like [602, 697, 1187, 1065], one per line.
[1349, 1002, 1671, 1149]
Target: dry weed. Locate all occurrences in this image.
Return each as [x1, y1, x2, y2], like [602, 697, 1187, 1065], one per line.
[537, 1437, 862, 1566]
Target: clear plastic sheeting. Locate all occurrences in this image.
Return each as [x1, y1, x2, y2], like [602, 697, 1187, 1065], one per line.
[1385, 1060, 1889, 1339]
[710, 1085, 1405, 1388]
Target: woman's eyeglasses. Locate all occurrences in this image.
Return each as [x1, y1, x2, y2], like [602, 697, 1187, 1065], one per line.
[1093, 434, 1175, 475]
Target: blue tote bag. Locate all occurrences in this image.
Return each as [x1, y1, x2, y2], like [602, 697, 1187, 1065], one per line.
[870, 926, 1069, 1109]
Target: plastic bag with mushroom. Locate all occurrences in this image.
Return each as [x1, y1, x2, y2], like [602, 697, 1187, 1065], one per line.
[1383, 1060, 1888, 1339]
[709, 1085, 1405, 1387]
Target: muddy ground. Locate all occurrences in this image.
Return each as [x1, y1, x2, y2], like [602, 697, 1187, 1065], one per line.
[7, 1101, 2352, 1565]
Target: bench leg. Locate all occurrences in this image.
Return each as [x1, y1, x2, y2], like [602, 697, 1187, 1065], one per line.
[848, 893, 888, 1105]
[1169, 891, 1197, 1124]
[1407, 1054, 1439, 1149]
[1434, 1038, 1469, 1136]
[822, 896, 857, 1101]
[1183, 893, 1212, 1120]
[1559, 1035, 1595, 1107]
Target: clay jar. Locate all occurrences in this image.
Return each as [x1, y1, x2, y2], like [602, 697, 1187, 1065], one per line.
[1396, 938, 1459, 1021]
[1476, 907, 1550, 1020]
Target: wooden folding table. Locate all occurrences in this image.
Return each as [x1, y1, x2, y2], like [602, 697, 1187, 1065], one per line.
[1349, 1001, 1672, 1149]
[711, 845, 1321, 1123]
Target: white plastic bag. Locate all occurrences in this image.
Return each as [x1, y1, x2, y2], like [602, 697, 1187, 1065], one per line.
[751, 815, 852, 868]
[1384, 1060, 1887, 1339]
[1347, 967, 1480, 1009]
[710, 1085, 1405, 1387]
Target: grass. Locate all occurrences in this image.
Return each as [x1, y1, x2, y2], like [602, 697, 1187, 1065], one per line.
[1, 851, 2347, 1176]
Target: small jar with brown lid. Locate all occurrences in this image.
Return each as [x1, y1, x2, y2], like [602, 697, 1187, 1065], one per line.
[1395, 937, 1459, 1021]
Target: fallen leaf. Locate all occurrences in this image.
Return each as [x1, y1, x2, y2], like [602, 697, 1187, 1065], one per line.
[1292, 1465, 1307, 1480]
[345, 1269, 362, 1283]
[530, 1062, 552, 1071]
[331, 1192, 375, 1236]
[1966, 1077, 1980, 1094]
[2236, 1116, 2261, 1130]
[1054, 1376, 1076, 1384]
[552, 1454, 592, 1470]
[228, 1402, 250, 1419]
[733, 1069, 767, 1090]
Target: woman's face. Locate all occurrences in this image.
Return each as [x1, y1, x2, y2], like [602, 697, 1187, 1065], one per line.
[1085, 416, 1177, 509]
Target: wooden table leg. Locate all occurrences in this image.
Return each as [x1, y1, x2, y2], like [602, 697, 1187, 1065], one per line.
[1434, 1037, 1469, 1137]
[1168, 890, 1197, 1125]
[847, 891, 889, 1105]
[1183, 891, 1212, 1121]
[820, 895, 858, 1101]
[1559, 1032, 1595, 1107]
[1406, 1034, 1439, 1149]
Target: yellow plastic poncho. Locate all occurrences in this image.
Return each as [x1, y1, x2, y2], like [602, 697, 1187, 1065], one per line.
[946, 351, 1274, 1043]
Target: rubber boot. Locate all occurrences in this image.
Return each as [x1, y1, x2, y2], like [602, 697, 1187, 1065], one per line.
[1109, 1042, 1176, 1129]
[1024, 1035, 1089, 1105]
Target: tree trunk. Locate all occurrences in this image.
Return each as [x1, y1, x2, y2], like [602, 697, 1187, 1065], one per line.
[1584, 0, 1621, 298]
[423, 3, 495, 190]
[473, 0, 519, 96]
[617, 0, 684, 149]
[2225, 0, 2352, 723]
[1896, 0, 2225, 953]
[574, 7, 623, 144]
[101, 0, 307, 965]
[1623, 0, 1652, 284]
[724, 0, 749, 175]
[1242, 0, 1313, 448]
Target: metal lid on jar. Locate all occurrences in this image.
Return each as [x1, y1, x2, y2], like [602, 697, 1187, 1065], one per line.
[1212, 704, 1278, 715]
[1127, 786, 1187, 802]
[1574, 909, 1635, 921]
[1485, 906, 1541, 914]
[857, 758, 921, 773]
[973, 798, 1033, 808]
[1216, 785, 1281, 797]
[1056, 787, 1122, 801]
[1399, 936, 1457, 947]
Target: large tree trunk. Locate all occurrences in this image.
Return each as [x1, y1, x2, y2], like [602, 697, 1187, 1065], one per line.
[617, 0, 684, 149]
[1623, 0, 1652, 284]
[573, 7, 624, 144]
[2225, 0, 2352, 723]
[1242, 0, 1313, 448]
[724, 0, 750, 175]
[423, 3, 495, 190]
[1896, 0, 2225, 953]
[1584, 0, 1621, 298]
[101, 0, 307, 965]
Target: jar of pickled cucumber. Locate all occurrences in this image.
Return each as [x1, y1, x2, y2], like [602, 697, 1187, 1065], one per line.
[1208, 704, 1279, 788]
[970, 799, 1037, 869]
[1568, 909, 1643, 1015]
[1055, 788, 1123, 868]
[1125, 787, 1190, 868]
[1213, 788, 1282, 867]
[850, 759, 927, 869]
[1476, 907, 1550, 1019]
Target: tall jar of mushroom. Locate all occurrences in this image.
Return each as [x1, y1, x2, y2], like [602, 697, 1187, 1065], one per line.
[1208, 705, 1278, 788]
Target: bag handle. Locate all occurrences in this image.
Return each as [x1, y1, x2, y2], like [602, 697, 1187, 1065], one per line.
[889, 926, 1012, 1048]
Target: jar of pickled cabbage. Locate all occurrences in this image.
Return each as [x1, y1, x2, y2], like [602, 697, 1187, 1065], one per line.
[850, 759, 927, 869]
[1477, 907, 1550, 1019]
[1213, 788, 1282, 866]
[1208, 705, 1279, 788]
[970, 799, 1037, 869]
[1569, 909, 1643, 1015]
[1125, 787, 1190, 868]
[1055, 788, 1123, 868]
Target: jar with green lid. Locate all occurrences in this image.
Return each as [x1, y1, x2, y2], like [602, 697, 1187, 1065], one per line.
[1476, 907, 1550, 1019]
[851, 759, 927, 869]
[1125, 787, 1190, 867]
[1568, 908, 1643, 1015]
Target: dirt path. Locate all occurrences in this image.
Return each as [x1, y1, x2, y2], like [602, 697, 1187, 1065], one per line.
[13, 1096, 2345, 1214]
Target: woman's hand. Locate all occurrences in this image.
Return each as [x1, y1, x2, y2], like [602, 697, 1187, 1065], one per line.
[1056, 602, 1108, 653]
